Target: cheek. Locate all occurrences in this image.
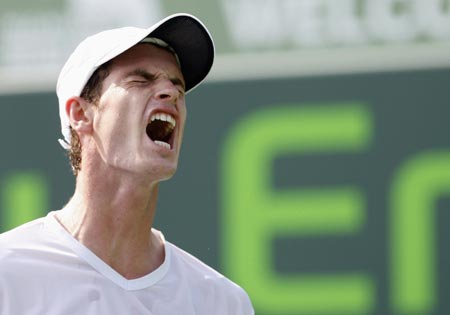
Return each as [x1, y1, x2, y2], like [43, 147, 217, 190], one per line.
[94, 99, 134, 142]
[178, 107, 187, 137]
[179, 100, 187, 123]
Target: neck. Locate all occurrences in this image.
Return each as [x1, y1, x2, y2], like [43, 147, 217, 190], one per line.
[57, 165, 165, 279]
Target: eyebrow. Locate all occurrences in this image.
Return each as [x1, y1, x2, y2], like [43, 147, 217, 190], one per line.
[126, 68, 185, 90]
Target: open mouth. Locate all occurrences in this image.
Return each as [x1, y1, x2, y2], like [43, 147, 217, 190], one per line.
[146, 112, 176, 149]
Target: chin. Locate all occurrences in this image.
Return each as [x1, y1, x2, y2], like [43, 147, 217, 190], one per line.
[158, 174, 175, 182]
[145, 163, 178, 182]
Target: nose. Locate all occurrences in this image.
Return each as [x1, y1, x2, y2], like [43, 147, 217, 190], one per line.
[154, 79, 180, 103]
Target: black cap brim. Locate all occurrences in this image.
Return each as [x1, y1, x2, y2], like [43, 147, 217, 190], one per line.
[149, 14, 215, 93]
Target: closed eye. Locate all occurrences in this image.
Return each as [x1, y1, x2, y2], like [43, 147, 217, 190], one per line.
[170, 77, 185, 92]
[130, 79, 148, 84]
[126, 69, 157, 83]
[124, 68, 185, 93]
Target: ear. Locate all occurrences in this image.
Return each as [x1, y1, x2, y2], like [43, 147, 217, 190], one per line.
[65, 97, 94, 134]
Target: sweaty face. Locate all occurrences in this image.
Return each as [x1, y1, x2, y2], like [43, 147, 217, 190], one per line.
[89, 43, 186, 180]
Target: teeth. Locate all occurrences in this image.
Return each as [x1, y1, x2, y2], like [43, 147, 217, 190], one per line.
[154, 140, 171, 149]
[150, 112, 176, 128]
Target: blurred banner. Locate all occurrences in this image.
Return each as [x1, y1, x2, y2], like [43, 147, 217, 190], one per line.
[1, 0, 450, 91]
[1, 1, 450, 315]
[1, 68, 450, 315]
[1, 0, 450, 55]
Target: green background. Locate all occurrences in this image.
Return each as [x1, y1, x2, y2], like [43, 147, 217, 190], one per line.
[0, 67, 449, 314]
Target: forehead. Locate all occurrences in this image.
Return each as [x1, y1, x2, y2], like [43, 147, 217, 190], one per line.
[109, 43, 184, 80]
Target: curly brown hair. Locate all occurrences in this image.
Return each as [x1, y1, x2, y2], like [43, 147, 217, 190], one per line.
[69, 61, 111, 176]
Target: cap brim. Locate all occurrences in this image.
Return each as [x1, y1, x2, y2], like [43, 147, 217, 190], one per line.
[148, 14, 214, 93]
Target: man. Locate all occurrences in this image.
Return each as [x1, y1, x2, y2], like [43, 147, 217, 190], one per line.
[0, 13, 254, 314]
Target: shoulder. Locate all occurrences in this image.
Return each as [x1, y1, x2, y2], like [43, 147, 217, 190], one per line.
[166, 241, 254, 315]
[0, 216, 47, 249]
[0, 214, 58, 267]
[0, 216, 50, 291]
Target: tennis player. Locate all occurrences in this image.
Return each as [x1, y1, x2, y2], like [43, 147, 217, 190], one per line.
[0, 13, 254, 314]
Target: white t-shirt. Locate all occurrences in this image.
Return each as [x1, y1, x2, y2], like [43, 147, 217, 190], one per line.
[0, 211, 254, 315]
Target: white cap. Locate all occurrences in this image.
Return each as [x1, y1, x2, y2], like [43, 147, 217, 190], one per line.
[56, 13, 215, 150]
